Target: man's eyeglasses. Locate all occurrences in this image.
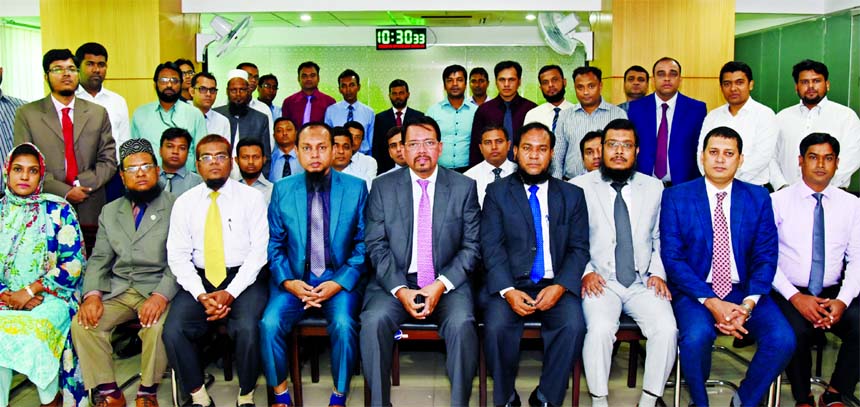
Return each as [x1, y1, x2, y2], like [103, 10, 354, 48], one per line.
[48, 67, 79, 75]
[181, 70, 196, 78]
[157, 77, 181, 85]
[198, 154, 231, 163]
[194, 86, 218, 95]
[123, 163, 156, 173]
[405, 140, 439, 151]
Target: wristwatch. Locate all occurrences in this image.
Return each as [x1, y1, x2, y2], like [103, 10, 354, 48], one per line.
[739, 302, 753, 318]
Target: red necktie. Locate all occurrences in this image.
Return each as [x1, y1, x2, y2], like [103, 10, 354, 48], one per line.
[712, 192, 732, 299]
[61, 108, 78, 185]
[396, 111, 403, 127]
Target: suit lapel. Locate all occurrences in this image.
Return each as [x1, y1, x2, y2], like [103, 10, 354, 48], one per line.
[294, 176, 308, 247]
[693, 178, 714, 258]
[39, 97, 64, 142]
[116, 199, 137, 241]
[729, 181, 745, 272]
[629, 175, 647, 237]
[134, 194, 165, 240]
[432, 169, 450, 270]
[396, 170, 414, 267]
[547, 179, 563, 270]
[592, 174, 615, 232]
[73, 101, 89, 142]
[329, 172, 344, 242]
[509, 176, 535, 239]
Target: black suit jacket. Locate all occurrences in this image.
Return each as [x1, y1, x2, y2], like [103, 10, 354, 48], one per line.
[480, 174, 590, 295]
[371, 107, 424, 174]
[213, 105, 272, 176]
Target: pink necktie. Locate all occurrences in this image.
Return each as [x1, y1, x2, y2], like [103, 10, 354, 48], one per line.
[396, 111, 403, 127]
[712, 192, 732, 299]
[302, 95, 312, 125]
[654, 103, 669, 179]
[416, 179, 435, 288]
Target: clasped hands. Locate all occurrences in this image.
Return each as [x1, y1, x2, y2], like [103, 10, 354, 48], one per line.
[704, 298, 753, 339]
[197, 290, 234, 321]
[395, 281, 446, 319]
[504, 284, 566, 317]
[284, 280, 343, 310]
[789, 293, 847, 329]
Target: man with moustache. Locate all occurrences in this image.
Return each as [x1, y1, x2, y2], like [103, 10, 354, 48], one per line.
[130, 61, 207, 173]
[481, 122, 588, 407]
[372, 79, 424, 173]
[189, 72, 231, 138]
[235, 137, 273, 203]
[427, 64, 478, 171]
[524, 65, 575, 134]
[158, 127, 202, 197]
[580, 131, 602, 173]
[469, 67, 490, 106]
[617, 66, 649, 112]
[344, 121, 378, 185]
[269, 118, 304, 182]
[72, 139, 176, 407]
[332, 126, 374, 189]
[214, 69, 272, 178]
[257, 74, 281, 119]
[163, 134, 269, 407]
[570, 119, 676, 407]
[464, 125, 516, 207]
[325, 69, 375, 155]
[175, 59, 195, 103]
[75, 42, 130, 158]
[378, 126, 407, 176]
[281, 61, 336, 127]
[260, 122, 368, 407]
[236, 62, 274, 141]
[13, 48, 116, 225]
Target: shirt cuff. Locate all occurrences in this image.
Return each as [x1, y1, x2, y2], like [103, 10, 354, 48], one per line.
[437, 276, 454, 293]
[391, 285, 407, 297]
[499, 287, 515, 297]
[698, 297, 708, 304]
[83, 290, 103, 300]
[743, 295, 760, 305]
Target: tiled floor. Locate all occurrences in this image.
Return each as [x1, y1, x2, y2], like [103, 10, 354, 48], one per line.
[10, 335, 857, 406]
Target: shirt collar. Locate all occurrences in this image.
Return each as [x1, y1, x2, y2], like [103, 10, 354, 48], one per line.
[704, 178, 733, 198]
[391, 106, 408, 115]
[206, 177, 237, 197]
[409, 165, 439, 185]
[796, 180, 834, 200]
[154, 101, 176, 113]
[50, 94, 75, 111]
[797, 96, 829, 113]
[654, 92, 679, 110]
[248, 173, 272, 188]
[75, 84, 106, 99]
[573, 97, 611, 113]
[162, 166, 189, 178]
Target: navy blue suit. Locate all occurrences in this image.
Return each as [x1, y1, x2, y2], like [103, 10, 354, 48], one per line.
[660, 178, 795, 406]
[628, 93, 706, 184]
[260, 171, 368, 394]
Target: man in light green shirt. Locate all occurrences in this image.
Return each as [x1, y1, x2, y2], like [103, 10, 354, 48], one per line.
[131, 61, 207, 172]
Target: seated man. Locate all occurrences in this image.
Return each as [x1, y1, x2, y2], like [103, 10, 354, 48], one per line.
[163, 135, 269, 407]
[579, 130, 602, 173]
[571, 119, 676, 407]
[235, 137, 273, 203]
[771, 133, 859, 407]
[481, 122, 588, 407]
[332, 126, 373, 189]
[463, 124, 516, 208]
[158, 127, 202, 196]
[260, 122, 368, 407]
[661, 126, 795, 407]
[72, 139, 177, 407]
[378, 126, 407, 176]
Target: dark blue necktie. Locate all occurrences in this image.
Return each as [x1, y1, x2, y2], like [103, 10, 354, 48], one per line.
[282, 155, 292, 178]
[528, 184, 545, 283]
[133, 203, 147, 230]
[809, 192, 825, 296]
[346, 104, 354, 123]
[504, 101, 514, 159]
[551, 107, 561, 133]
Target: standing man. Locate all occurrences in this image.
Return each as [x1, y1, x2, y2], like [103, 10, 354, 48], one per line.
[774, 59, 860, 190]
[214, 69, 272, 177]
[771, 133, 859, 407]
[426, 65, 478, 172]
[698, 61, 777, 187]
[481, 122, 588, 407]
[324, 69, 375, 155]
[130, 61, 207, 172]
[257, 74, 281, 120]
[14, 49, 116, 226]
[660, 126, 795, 407]
[235, 137, 273, 203]
[269, 118, 303, 182]
[261, 122, 368, 407]
[570, 119, 676, 407]
[617, 66, 649, 112]
[580, 131, 603, 173]
[553, 66, 627, 180]
[469, 67, 490, 106]
[158, 127, 202, 197]
[333, 125, 375, 189]
[628, 57, 707, 186]
[0, 64, 28, 193]
[378, 126, 407, 176]
[72, 139, 176, 407]
[281, 61, 336, 127]
[237, 62, 274, 140]
[464, 125, 516, 207]
[163, 134, 269, 407]
[174, 59, 196, 103]
[524, 65, 575, 133]
[470, 61, 537, 166]
[361, 116, 480, 406]
[75, 42, 130, 159]
[372, 79, 424, 173]
[189, 72, 231, 139]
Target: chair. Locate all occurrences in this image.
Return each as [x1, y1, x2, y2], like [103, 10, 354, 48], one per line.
[288, 316, 330, 407]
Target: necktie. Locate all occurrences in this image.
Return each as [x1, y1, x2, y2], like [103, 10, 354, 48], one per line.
[551, 107, 561, 133]
[416, 179, 435, 288]
[808, 193, 825, 296]
[528, 184, 545, 283]
[309, 185, 326, 277]
[346, 105, 354, 123]
[302, 95, 312, 125]
[164, 173, 175, 193]
[712, 191, 732, 299]
[654, 103, 669, 179]
[492, 167, 502, 181]
[132, 203, 147, 230]
[612, 182, 636, 287]
[282, 155, 292, 178]
[204, 191, 227, 287]
[396, 111, 403, 127]
[61, 108, 78, 185]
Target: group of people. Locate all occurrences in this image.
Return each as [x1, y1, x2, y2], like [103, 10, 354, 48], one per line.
[0, 41, 857, 407]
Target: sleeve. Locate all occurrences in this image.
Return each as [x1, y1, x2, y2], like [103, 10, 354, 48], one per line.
[225, 191, 269, 298]
[167, 196, 208, 300]
[552, 117, 569, 179]
[115, 98, 131, 149]
[480, 184, 516, 293]
[365, 180, 409, 293]
[696, 114, 711, 176]
[130, 112, 141, 140]
[332, 183, 368, 291]
[267, 184, 294, 287]
[746, 192, 779, 296]
[365, 112, 375, 148]
[770, 195, 800, 299]
[437, 180, 481, 289]
[554, 187, 590, 294]
[837, 198, 860, 306]
[469, 108, 486, 166]
[76, 108, 117, 190]
[660, 190, 718, 298]
[744, 112, 779, 184]
[152, 265, 179, 301]
[832, 112, 860, 188]
[81, 208, 115, 294]
[41, 203, 86, 302]
[324, 105, 334, 127]
[646, 184, 667, 280]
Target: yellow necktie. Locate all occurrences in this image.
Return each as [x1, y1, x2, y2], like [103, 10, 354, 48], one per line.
[204, 191, 226, 287]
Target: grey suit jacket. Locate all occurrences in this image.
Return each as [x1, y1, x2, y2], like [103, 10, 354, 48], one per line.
[365, 166, 481, 293]
[13, 96, 116, 225]
[570, 170, 666, 281]
[82, 191, 178, 301]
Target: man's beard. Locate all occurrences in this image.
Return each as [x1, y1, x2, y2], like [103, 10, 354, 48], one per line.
[306, 169, 327, 184]
[543, 88, 566, 104]
[391, 99, 407, 109]
[239, 168, 262, 181]
[125, 183, 162, 205]
[599, 160, 638, 183]
[47, 81, 77, 97]
[205, 177, 228, 191]
[156, 88, 180, 104]
[228, 101, 250, 117]
[800, 93, 825, 106]
[516, 166, 551, 185]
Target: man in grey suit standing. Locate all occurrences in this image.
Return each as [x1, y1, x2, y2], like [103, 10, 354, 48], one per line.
[361, 116, 481, 406]
[570, 119, 676, 407]
[214, 69, 272, 177]
[13, 48, 116, 225]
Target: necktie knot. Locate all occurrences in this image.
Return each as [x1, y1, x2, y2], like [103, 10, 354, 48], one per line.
[417, 179, 429, 192]
[528, 184, 539, 195]
[553, 107, 561, 113]
[611, 181, 627, 193]
[62, 107, 71, 116]
[210, 191, 220, 200]
[307, 95, 313, 102]
[661, 103, 669, 112]
[164, 173, 175, 180]
[347, 105, 354, 111]
[812, 192, 823, 204]
[396, 111, 402, 118]
[492, 167, 502, 180]
[716, 191, 727, 204]
[504, 101, 512, 110]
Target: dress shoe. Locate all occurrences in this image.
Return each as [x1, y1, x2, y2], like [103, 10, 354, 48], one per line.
[637, 397, 667, 407]
[819, 391, 846, 407]
[329, 392, 347, 407]
[94, 392, 127, 407]
[40, 392, 62, 407]
[528, 388, 555, 407]
[136, 394, 159, 407]
[497, 391, 522, 407]
[236, 403, 255, 407]
[191, 398, 214, 407]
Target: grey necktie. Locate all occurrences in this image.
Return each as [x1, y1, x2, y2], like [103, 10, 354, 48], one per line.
[164, 173, 175, 193]
[309, 186, 325, 277]
[809, 193, 825, 296]
[612, 181, 636, 287]
[492, 167, 502, 181]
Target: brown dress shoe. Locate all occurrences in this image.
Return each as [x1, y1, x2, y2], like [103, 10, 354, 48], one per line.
[94, 392, 127, 407]
[39, 392, 62, 407]
[136, 393, 159, 407]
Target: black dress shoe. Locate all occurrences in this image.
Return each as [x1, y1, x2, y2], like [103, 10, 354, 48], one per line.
[236, 403, 254, 407]
[191, 399, 214, 407]
[656, 397, 667, 407]
[497, 391, 522, 407]
[528, 388, 555, 407]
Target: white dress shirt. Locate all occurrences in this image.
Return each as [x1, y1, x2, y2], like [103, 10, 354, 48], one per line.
[341, 152, 377, 190]
[654, 93, 678, 182]
[249, 98, 275, 152]
[463, 159, 517, 207]
[775, 97, 860, 188]
[698, 97, 778, 186]
[523, 99, 575, 130]
[203, 109, 231, 139]
[167, 178, 269, 300]
[499, 180, 554, 296]
[76, 85, 130, 160]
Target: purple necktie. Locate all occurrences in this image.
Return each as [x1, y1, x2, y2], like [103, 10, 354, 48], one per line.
[712, 192, 732, 299]
[302, 95, 312, 125]
[654, 103, 669, 179]
[416, 179, 435, 288]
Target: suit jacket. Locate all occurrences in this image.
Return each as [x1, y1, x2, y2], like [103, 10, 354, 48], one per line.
[660, 178, 778, 299]
[83, 192, 178, 301]
[365, 166, 481, 293]
[570, 171, 665, 282]
[628, 93, 706, 184]
[371, 107, 424, 174]
[268, 170, 368, 291]
[481, 174, 589, 295]
[13, 96, 117, 225]
[213, 105, 272, 176]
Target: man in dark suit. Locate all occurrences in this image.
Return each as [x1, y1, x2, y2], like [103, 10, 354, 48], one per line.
[13, 48, 116, 225]
[628, 57, 706, 185]
[214, 69, 272, 177]
[361, 116, 481, 406]
[372, 79, 423, 174]
[660, 126, 795, 407]
[481, 122, 588, 407]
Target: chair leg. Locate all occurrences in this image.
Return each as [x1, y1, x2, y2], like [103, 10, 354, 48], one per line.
[572, 359, 582, 407]
[673, 347, 681, 407]
[220, 334, 234, 382]
[627, 341, 640, 388]
[290, 332, 304, 407]
[364, 373, 371, 407]
[171, 369, 180, 407]
[311, 340, 321, 383]
[392, 342, 400, 387]
[479, 341, 487, 407]
[815, 344, 824, 377]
